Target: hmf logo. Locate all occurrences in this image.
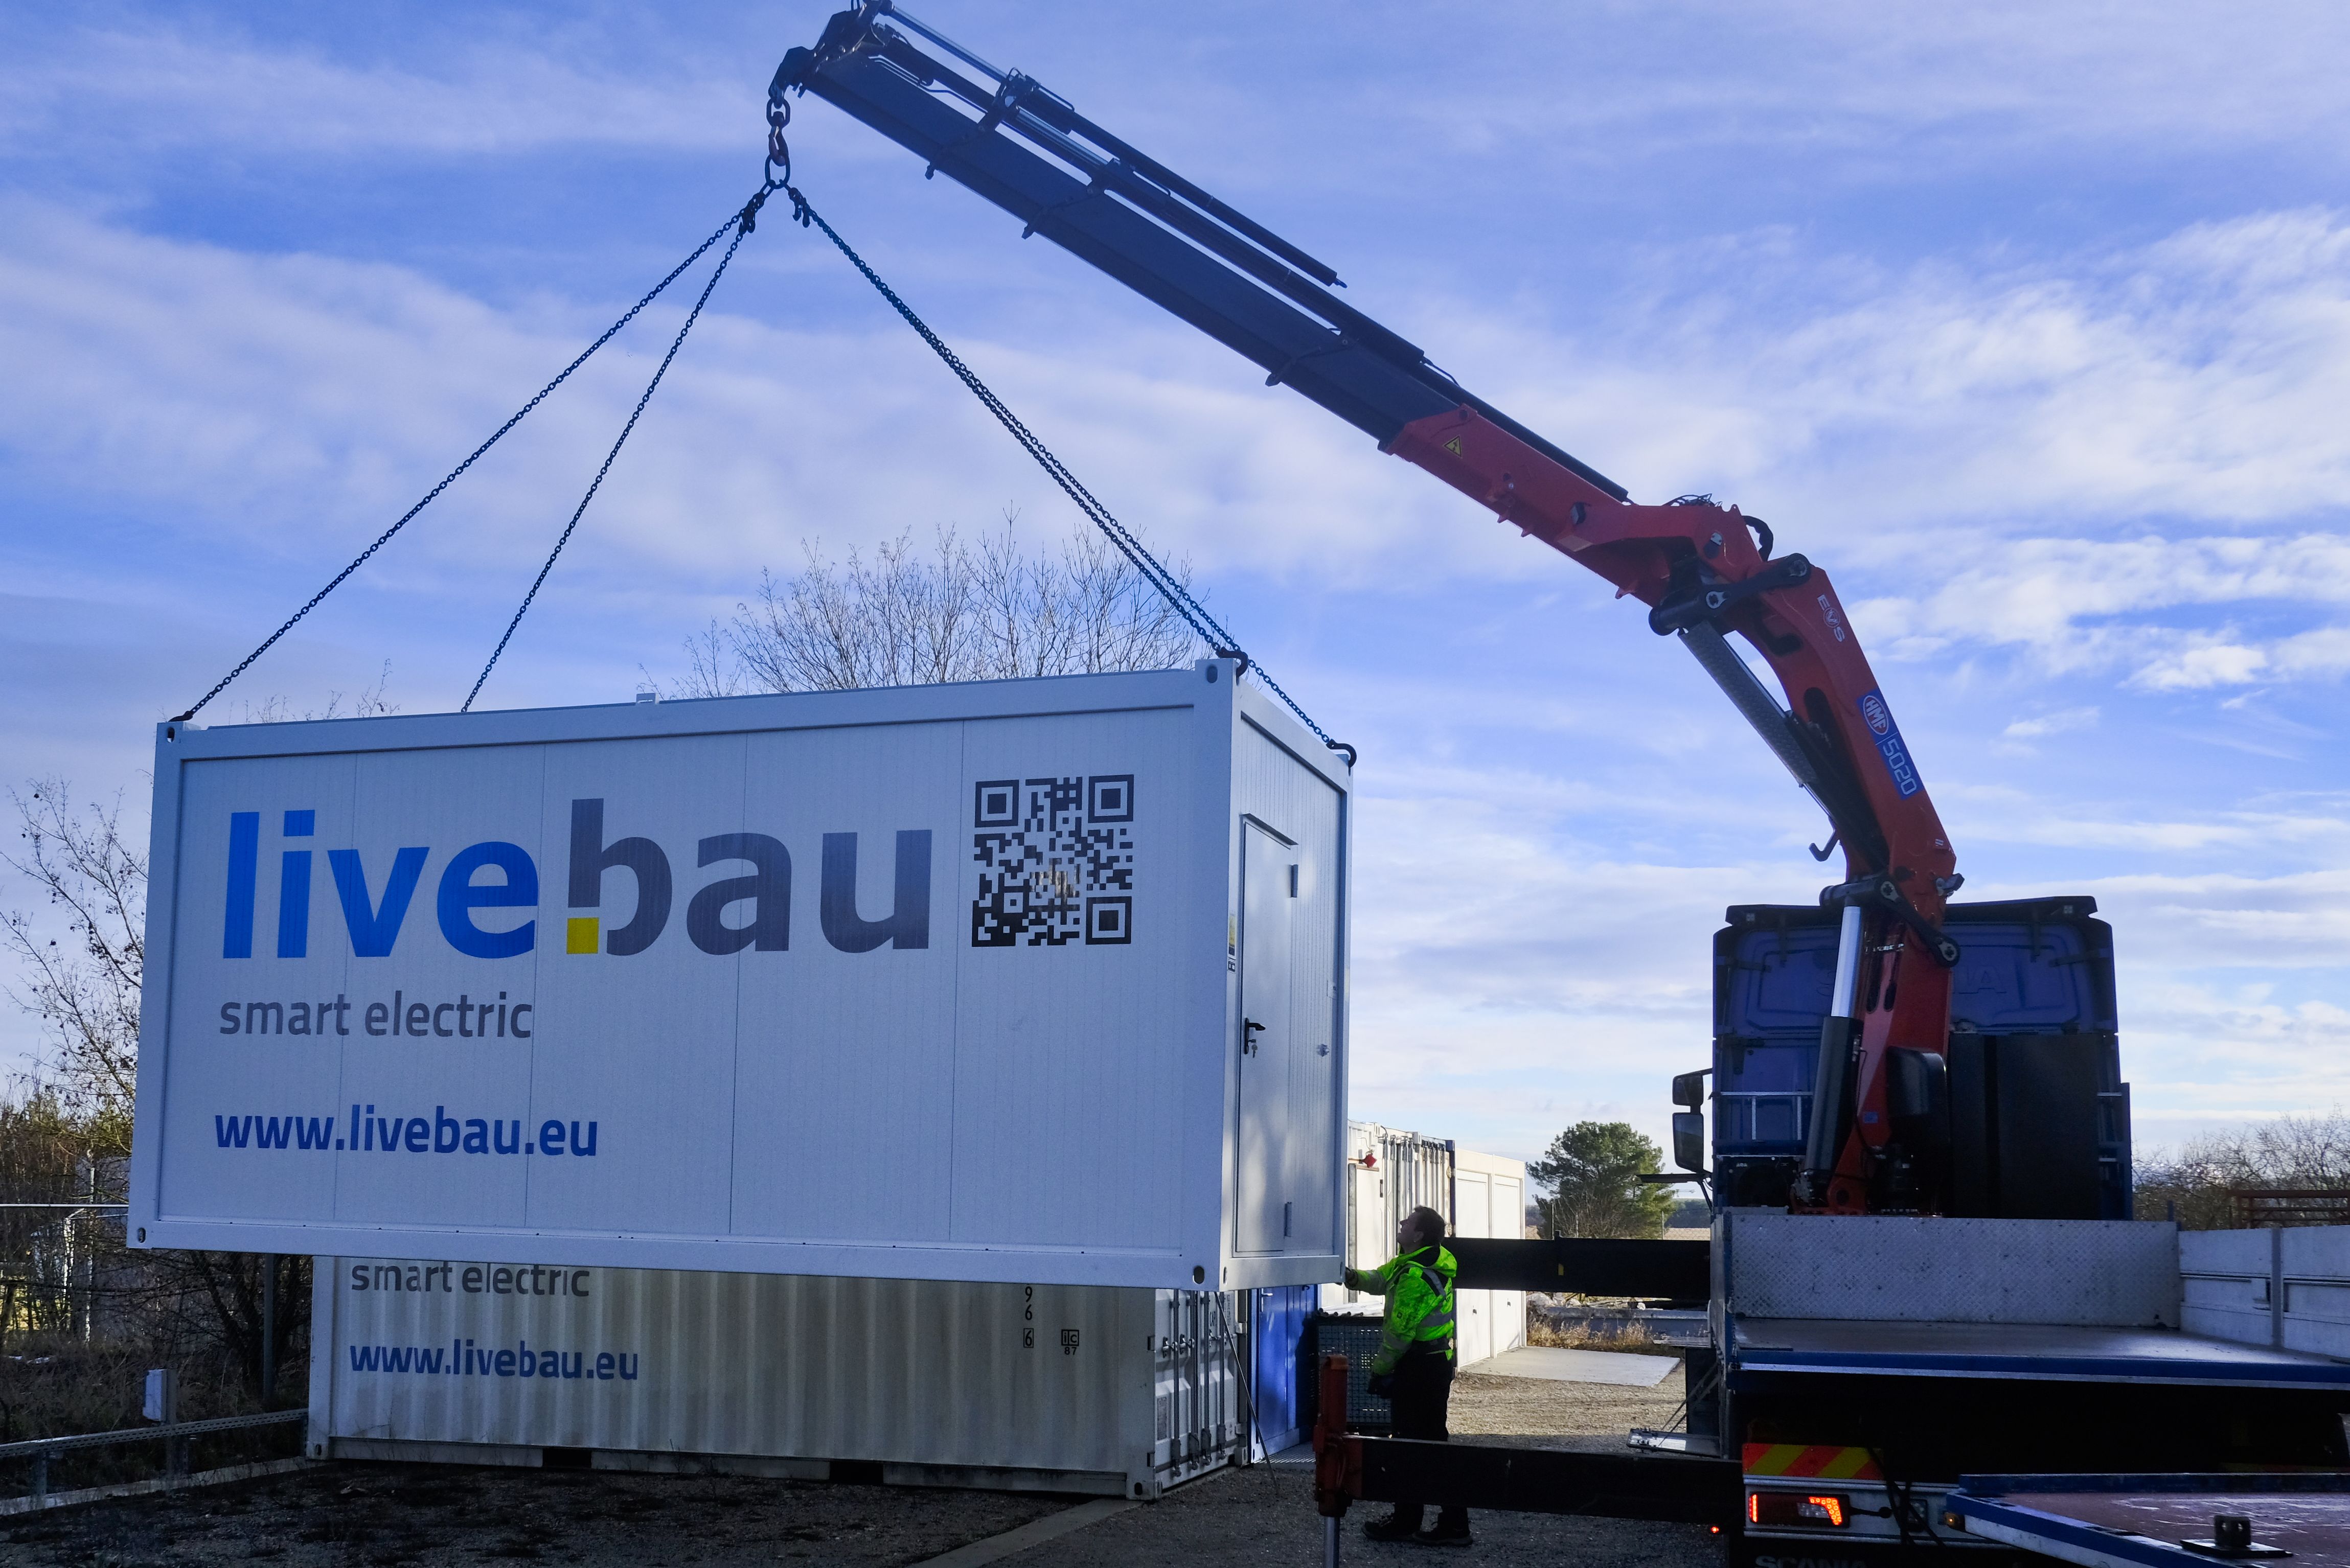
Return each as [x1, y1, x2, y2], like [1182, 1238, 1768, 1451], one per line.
[1854, 689, 1923, 799]
[221, 799, 930, 961]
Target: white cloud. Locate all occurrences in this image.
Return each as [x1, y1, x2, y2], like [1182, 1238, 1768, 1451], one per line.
[1345, 789, 2350, 1158]
[1397, 1, 2350, 175]
[0, 25, 745, 158]
[14, 192, 2350, 635]
[2002, 708, 2094, 740]
[1589, 210, 2350, 532]
[7, 0, 2350, 1169]
[0, 201, 1471, 593]
[2135, 625, 2350, 691]
[1965, 867, 2350, 973]
[18, 3, 2350, 188]
[1849, 532, 2350, 688]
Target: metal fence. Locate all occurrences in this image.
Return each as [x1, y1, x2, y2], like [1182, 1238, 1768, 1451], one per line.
[0, 1409, 306, 1502]
[2231, 1189, 2350, 1228]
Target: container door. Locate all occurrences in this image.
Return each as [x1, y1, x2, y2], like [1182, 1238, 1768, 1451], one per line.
[1238, 821, 1294, 1255]
[1491, 1174, 1525, 1352]
[1454, 1171, 1492, 1367]
[1353, 1164, 1387, 1267]
[1345, 1162, 1387, 1305]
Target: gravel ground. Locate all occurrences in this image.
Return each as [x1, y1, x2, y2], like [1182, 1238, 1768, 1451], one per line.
[999, 1358, 1717, 1566]
[998, 1462, 1722, 1568]
[1450, 1358, 1688, 1444]
[0, 1464, 1061, 1566]
[1, 1353, 1715, 1568]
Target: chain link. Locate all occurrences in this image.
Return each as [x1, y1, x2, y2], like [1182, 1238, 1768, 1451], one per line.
[462, 200, 761, 711]
[172, 161, 1351, 769]
[784, 186, 1355, 767]
[172, 203, 758, 723]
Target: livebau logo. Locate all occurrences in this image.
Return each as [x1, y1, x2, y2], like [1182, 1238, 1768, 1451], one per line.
[220, 798, 931, 961]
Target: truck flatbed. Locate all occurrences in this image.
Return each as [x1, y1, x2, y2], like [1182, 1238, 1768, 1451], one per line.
[1733, 1318, 2350, 1389]
[1950, 1474, 2350, 1568]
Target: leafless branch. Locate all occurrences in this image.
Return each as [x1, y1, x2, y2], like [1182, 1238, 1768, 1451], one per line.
[676, 510, 1202, 696]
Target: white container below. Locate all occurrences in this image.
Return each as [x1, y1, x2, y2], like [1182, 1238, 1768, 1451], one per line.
[309, 1256, 1293, 1497]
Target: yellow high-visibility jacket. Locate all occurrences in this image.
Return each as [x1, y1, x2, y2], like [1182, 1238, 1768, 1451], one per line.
[1342, 1244, 1457, 1375]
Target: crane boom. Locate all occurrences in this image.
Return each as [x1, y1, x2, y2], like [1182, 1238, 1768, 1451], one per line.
[774, 4, 1963, 1214]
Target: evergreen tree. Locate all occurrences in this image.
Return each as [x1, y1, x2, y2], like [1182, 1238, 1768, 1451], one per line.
[1528, 1121, 1676, 1239]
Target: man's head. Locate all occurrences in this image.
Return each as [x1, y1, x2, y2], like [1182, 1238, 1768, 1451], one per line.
[1397, 1205, 1446, 1254]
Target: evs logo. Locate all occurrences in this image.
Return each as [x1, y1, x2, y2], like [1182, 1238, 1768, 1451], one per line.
[1855, 689, 1922, 799]
[221, 799, 931, 961]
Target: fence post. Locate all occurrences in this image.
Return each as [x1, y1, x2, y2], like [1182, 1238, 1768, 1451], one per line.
[30, 1446, 48, 1504]
[76, 1154, 98, 1343]
[260, 1253, 277, 1411]
[2272, 1224, 2286, 1350]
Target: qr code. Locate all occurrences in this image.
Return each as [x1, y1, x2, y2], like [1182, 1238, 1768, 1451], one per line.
[971, 775, 1135, 947]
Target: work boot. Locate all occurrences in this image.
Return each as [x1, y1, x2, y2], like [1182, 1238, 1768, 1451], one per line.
[1415, 1510, 1473, 1548]
[1362, 1508, 1422, 1542]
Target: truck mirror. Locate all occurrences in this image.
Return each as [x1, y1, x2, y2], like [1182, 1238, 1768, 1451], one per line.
[1671, 1069, 1711, 1110]
[1671, 1111, 1707, 1173]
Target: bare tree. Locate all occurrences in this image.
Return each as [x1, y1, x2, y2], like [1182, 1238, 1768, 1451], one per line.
[230, 659, 399, 726]
[675, 512, 1202, 697]
[2, 783, 143, 1156]
[0, 668, 395, 1407]
[2136, 1111, 2350, 1229]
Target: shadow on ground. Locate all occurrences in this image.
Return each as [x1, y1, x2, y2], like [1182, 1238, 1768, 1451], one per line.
[1, 1352, 1721, 1568]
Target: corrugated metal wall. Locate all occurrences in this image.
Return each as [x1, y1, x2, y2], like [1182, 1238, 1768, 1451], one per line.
[1318, 1134, 1526, 1366]
[1326, 1122, 1454, 1312]
[314, 1260, 1252, 1495]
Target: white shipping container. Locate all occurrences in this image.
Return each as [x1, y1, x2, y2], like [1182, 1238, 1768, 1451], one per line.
[1321, 1129, 1525, 1368]
[130, 664, 1349, 1288]
[309, 1256, 1255, 1497]
[1327, 1121, 1454, 1313]
[1450, 1148, 1528, 1368]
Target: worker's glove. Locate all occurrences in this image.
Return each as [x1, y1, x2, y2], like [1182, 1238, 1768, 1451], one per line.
[1366, 1372, 1395, 1400]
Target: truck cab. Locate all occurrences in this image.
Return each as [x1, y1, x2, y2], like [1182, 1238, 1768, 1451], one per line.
[1675, 898, 2350, 1565]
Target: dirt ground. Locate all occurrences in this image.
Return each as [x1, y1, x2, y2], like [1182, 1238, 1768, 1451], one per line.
[0, 1467, 1064, 1567]
[1000, 1359, 1716, 1568]
[0, 1355, 1714, 1568]
[1450, 1357, 1687, 1443]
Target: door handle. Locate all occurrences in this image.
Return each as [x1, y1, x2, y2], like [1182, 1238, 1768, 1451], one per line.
[1243, 1019, 1266, 1055]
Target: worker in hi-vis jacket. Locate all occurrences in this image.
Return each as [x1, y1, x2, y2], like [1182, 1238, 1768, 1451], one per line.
[1343, 1204, 1469, 1547]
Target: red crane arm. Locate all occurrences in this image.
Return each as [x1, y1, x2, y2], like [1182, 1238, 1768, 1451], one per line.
[1389, 406, 1960, 1210]
[775, 5, 1965, 1211]
[1389, 405, 1955, 897]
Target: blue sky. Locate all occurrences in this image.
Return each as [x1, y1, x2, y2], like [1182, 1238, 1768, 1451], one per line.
[4, 1, 2348, 1169]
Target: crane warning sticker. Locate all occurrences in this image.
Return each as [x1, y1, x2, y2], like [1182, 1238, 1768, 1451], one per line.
[1857, 690, 1922, 798]
[970, 775, 1136, 947]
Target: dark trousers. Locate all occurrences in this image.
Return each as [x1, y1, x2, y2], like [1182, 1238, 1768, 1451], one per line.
[1388, 1349, 1467, 1532]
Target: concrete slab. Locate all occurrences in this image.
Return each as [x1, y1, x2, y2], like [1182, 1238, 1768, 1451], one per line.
[1466, 1347, 1680, 1388]
[997, 1461, 1721, 1568]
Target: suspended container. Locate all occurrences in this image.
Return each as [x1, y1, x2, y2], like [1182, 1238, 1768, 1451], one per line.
[310, 1258, 1283, 1496]
[130, 662, 1349, 1289]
